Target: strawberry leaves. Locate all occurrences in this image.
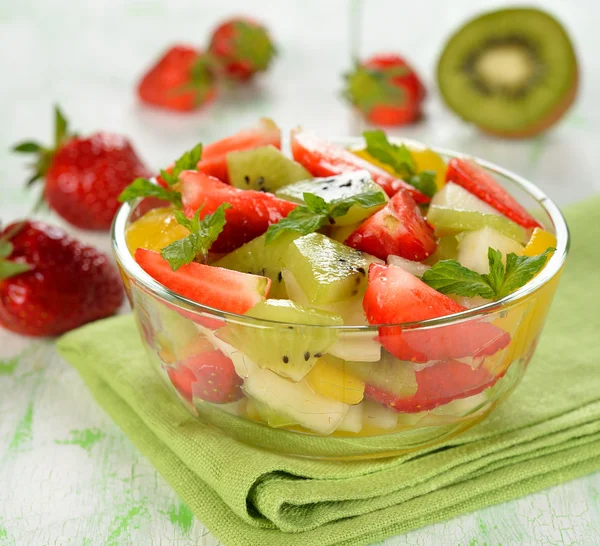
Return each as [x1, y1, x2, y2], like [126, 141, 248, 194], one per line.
[421, 247, 554, 300]
[13, 142, 43, 153]
[0, 248, 32, 279]
[161, 203, 230, 271]
[0, 223, 33, 280]
[54, 105, 69, 146]
[12, 105, 73, 190]
[184, 57, 217, 106]
[343, 64, 404, 114]
[363, 130, 437, 197]
[231, 20, 276, 71]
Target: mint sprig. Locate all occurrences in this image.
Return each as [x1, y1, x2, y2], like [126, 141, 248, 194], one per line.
[118, 177, 182, 206]
[363, 130, 437, 198]
[407, 171, 437, 199]
[490, 249, 554, 299]
[159, 143, 202, 187]
[160, 203, 230, 271]
[118, 143, 203, 204]
[421, 260, 495, 298]
[421, 247, 554, 300]
[364, 129, 415, 173]
[265, 190, 386, 244]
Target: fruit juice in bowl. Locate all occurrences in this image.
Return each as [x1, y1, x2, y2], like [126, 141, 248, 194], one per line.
[111, 122, 568, 459]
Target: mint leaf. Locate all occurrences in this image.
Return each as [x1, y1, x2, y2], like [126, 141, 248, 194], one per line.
[118, 178, 182, 207]
[421, 260, 495, 299]
[159, 238, 199, 272]
[265, 207, 327, 244]
[330, 190, 386, 218]
[303, 192, 329, 214]
[265, 190, 387, 244]
[408, 170, 437, 198]
[160, 143, 202, 186]
[482, 248, 505, 297]
[171, 208, 201, 233]
[194, 203, 230, 244]
[493, 249, 554, 299]
[422, 247, 554, 300]
[363, 130, 416, 176]
[160, 203, 230, 271]
[363, 130, 439, 196]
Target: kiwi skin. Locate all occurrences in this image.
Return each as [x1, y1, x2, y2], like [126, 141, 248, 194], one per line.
[437, 8, 579, 138]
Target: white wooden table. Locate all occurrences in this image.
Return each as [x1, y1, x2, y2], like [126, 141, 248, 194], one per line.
[1, 1, 599, 544]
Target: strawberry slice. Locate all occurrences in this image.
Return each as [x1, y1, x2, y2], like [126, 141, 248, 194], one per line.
[363, 264, 510, 362]
[167, 349, 243, 404]
[197, 118, 281, 183]
[345, 189, 437, 261]
[167, 363, 197, 402]
[135, 248, 271, 314]
[290, 130, 429, 203]
[180, 171, 296, 253]
[365, 359, 503, 413]
[446, 158, 542, 230]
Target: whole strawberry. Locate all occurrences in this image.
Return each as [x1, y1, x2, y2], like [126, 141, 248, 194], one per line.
[343, 54, 426, 126]
[13, 107, 151, 230]
[208, 17, 276, 81]
[137, 45, 217, 112]
[0, 221, 123, 337]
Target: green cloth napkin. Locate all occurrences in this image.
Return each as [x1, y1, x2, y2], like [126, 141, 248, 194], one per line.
[57, 196, 600, 546]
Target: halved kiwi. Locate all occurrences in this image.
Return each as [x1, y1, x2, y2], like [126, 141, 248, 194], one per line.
[437, 8, 578, 137]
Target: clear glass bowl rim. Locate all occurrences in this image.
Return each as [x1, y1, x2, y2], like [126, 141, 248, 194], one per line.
[111, 136, 570, 331]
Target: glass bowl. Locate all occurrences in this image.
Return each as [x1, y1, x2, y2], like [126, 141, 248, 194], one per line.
[111, 138, 569, 460]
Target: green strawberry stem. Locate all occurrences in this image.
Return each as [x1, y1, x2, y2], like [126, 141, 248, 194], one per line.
[171, 55, 216, 106]
[12, 105, 72, 188]
[343, 64, 405, 113]
[232, 21, 276, 70]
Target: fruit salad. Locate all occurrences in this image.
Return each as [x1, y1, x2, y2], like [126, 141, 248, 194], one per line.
[115, 120, 563, 456]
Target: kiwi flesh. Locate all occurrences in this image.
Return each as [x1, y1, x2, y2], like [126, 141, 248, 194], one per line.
[214, 232, 300, 299]
[221, 299, 343, 381]
[227, 145, 311, 192]
[437, 8, 578, 136]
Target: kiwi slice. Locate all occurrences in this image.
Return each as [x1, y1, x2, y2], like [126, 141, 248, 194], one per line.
[221, 299, 343, 381]
[214, 232, 299, 299]
[282, 233, 382, 305]
[437, 8, 578, 136]
[227, 145, 311, 192]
